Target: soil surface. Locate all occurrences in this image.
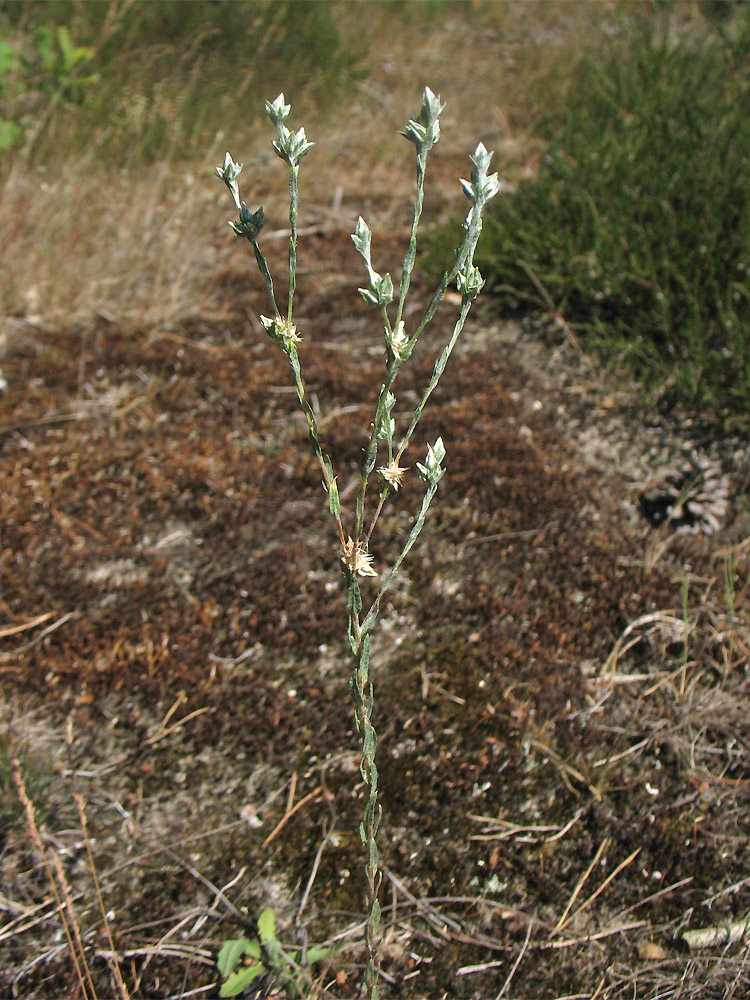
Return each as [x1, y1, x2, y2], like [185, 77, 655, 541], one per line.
[2, 213, 750, 998]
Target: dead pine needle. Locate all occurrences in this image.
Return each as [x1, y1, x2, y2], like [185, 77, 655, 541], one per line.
[262, 785, 322, 849]
[554, 840, 641, 936]
[553, 838, 610, 935]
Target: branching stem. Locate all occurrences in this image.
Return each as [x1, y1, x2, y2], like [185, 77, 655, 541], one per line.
[215, 89, 500, 1000]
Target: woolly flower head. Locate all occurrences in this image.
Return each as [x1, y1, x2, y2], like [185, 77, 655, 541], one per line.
[341, 536, 378, 578]
[378, 460, 408, 491]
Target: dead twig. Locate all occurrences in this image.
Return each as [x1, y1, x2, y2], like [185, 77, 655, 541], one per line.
[602, 611, 685, 678]
[495, 918, 533, 999]
[146, 691, 211, 745]
[683, 913, 750, 950]
[164, 850, 251, 929]
[469, 807, 585, 845]
[528, 739, 601, 800]
[545, 919, 647, 950]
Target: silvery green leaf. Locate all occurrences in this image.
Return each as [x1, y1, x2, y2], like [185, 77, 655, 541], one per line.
[422, 86, 444, 119]
[375, 395, 395, 441]
[328, 478, 341, 517]
[272, 124, 314, 167]
[471, 141, 493, 175]
[216, 151, 242, 181]
[372, 273, 393, 308]
[402, 118, 427, 146]
[323, 455, 341, 516]
[370, 897, 382, 936]
[460, 177, 475, 200]
[290, 126, 314, 161]
[359, 272, 393, 309]
[271, 122, 292, 162]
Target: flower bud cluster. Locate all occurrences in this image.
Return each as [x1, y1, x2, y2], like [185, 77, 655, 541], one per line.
[260, 315, 301, 351]
[341, 536, 378, 578]
[417, 437, 446, 485]
[215, 151, 242, 210]
[456, 261, 485, 300]
[216, 152, 266, 242]
[352, 217, 394, 309]
[401, 86, 445, 156]
[265, 93, 314, 168]
[231, 203, 266, 241]
[460, 142, 501, 208]
[375, 391, 396, 443]
[385, 320, 412, 363]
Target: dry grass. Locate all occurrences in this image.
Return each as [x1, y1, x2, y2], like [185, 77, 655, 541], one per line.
[0, 0, 620, 334]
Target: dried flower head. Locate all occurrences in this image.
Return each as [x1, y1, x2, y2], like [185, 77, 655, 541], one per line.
[378, 460, 408, 491]
[260, 315, 301, 344]
[341, 536, 378, 578]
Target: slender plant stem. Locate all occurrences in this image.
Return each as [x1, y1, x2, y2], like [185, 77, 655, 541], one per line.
[361, 479, 440, 636]
[396, 299, 472, 465]
[288, 165, 298, 325]
[394, 152, 427, 330]
[252, 240, 280, 318]
[286, 343, 347, 547]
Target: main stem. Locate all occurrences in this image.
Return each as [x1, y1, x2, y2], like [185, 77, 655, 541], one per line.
[348, 601, 382, 1000]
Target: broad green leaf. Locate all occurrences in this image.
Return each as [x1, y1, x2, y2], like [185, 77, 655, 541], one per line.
[33, 27, 55, 74]
[219, 963, 265, 998]
[328, 478, 340, 517]
[305, 945, 331, 965]
[257, 906, 277, 945]
[0, 40, 16, 82]
[0, 118, 22, 151]
[217, 937, 261, 977]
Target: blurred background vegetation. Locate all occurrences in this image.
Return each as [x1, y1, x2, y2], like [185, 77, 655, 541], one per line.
[0, 0, 372, 167]
[1, 0, 749, 426]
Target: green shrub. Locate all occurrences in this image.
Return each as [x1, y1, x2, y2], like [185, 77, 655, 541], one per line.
[473, 9, 750, 426]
